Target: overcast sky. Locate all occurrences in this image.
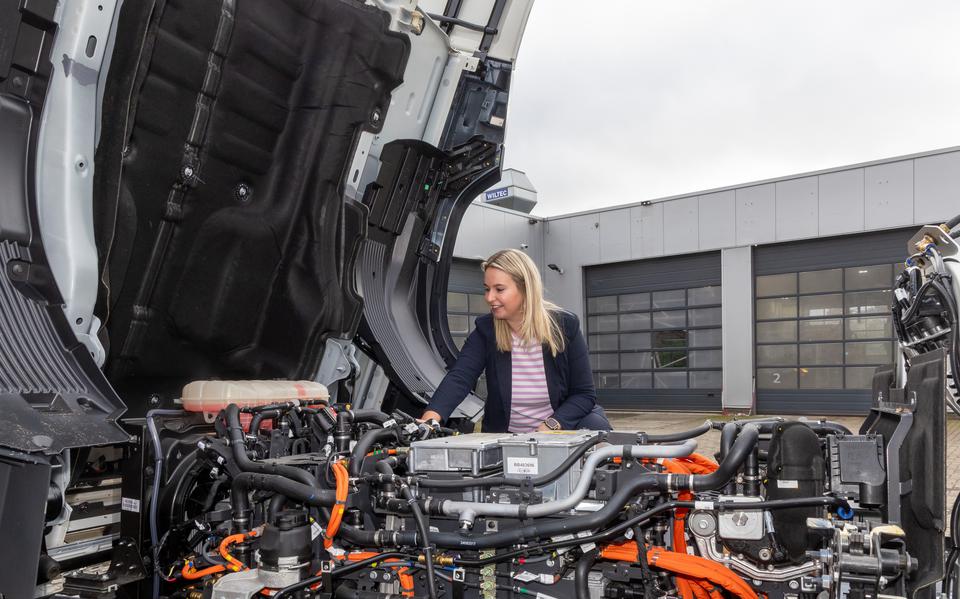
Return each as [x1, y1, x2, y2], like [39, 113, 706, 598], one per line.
[502, 1, 960, 217]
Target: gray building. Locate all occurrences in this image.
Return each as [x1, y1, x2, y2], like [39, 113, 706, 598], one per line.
[449, 147, 960, 415]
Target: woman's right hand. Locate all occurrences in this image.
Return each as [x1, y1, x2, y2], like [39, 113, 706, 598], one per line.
[419, 410, 442, 423]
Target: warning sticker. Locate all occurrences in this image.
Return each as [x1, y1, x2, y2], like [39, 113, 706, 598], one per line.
[121, 497, 141, 513]
[777, 479, 799, 489]
[505, 457, 539, 475]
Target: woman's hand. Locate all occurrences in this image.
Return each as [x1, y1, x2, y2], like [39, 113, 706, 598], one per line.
[419, 410, 442, 423]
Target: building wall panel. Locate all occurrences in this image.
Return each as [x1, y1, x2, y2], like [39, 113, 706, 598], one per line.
[915, 152, 960, 224]
[864, 160, 913, 230]
[599, 209, 631, 262]
[736, 184, 776, 245]
[632, 203, 665, 258]
[775, 176, 818, 240]
[663, 195, 700, 254]
[698, 190, 736, 250]
[818, 169, 864, 236]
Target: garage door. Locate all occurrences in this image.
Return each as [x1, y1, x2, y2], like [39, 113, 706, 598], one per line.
[754, 229, 913, 415]
[585, 252, 723, 412]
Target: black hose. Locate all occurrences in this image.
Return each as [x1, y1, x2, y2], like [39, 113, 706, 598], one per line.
[416, 433, 605, 489]
[642, 421, 712, 443]
[249, 409, 281, 435]
[350, 428, 399, 477]
[575, 549, 598, 599]
[719, 421, 738, 460]
[691, 425, 759, 491]
[349, 409, 393, 425]
[401, 484, 438, 599]
[223, 404, 318, 488]
[273, 552, 412, 599]
[947, 213, 960, 230]
[230, 472, 336, 519]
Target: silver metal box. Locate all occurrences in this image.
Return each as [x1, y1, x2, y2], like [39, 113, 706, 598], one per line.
[409, 433, 515, 475]
[498, 430, 601, 502]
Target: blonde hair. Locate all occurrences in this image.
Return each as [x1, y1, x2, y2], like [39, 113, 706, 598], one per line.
[482, 249, 565, 356]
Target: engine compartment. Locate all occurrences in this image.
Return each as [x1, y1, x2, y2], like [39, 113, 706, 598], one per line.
[95, 364, 942, 599]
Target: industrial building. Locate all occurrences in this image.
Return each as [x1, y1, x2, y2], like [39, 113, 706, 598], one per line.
[450, 147, 960, 415]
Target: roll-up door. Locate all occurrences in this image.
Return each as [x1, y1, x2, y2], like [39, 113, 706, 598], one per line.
[753, 228, 913, 415]
[585, 252, 723, 411]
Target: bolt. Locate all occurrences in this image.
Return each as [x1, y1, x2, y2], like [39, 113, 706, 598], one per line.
[370, 571, 379, 580]
[11, 263, 25, 276]
[182, 166, 194, 178]
[752, 579, 762, 587]
[789, 581, 800, 590]
[697, 519, 709, 530]
[758, 548, 772, 561]
[371, 109, 381, 123]
[732, 512, 749, 527]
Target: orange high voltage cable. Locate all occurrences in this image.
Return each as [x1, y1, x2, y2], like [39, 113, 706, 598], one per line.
[323, 461, 349, 548]
[599, 543, 758, 599]
[220, 529, 260, 572]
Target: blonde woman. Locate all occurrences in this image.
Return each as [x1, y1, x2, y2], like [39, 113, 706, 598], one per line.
[422, 249, 610, 433]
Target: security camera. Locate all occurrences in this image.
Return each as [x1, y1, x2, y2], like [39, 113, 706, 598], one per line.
[520, 243, 529, 249]
[547, 263, 564, 275]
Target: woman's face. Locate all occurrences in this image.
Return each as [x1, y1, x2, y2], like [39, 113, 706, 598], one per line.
[484, 267, 524, 326]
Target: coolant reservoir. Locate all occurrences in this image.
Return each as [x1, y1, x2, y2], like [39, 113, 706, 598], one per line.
[181, 380, 330, 425]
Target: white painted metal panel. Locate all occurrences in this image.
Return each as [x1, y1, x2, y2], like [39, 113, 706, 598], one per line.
[631, 203, 664, 258]
[775, 177, 818, 241]
[599, 209, 631, 262]
[698, 190, 736, 250]
[914, 152, 960, 224]
[542, 218, 581, 319]
[721, 247, 754, 411]
[569, 214, 601, 265]
[663, 196, 699, 254]
[818, 169, 864, 236]
[736, 184, 776, 245]
[864, 160, 913, 230]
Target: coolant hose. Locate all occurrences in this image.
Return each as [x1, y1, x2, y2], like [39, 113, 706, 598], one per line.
[641, 420, 712, 443]
[223, 404, 318, 488]
[691, 425, 759, 492]
[230, 472, 337, 522]
[350, 428, 399, 477]
[348, 409, 393, 425]
[575, 549, 598, 599]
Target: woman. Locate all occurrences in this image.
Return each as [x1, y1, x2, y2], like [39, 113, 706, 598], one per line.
[422, 249, 611, 433]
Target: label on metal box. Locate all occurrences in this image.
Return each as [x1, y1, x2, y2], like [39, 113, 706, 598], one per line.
[121, 497, 140, 513]
[505, 457, 539, 475]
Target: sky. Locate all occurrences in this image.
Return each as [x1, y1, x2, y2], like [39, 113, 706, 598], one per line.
[502, 1, 960, 217]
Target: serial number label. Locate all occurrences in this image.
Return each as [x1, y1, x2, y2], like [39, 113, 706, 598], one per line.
[506, 457, 539, 475]
[121, 497, 141, 513]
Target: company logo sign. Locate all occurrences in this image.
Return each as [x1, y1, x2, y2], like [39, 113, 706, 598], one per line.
[484, 187, 509, 201]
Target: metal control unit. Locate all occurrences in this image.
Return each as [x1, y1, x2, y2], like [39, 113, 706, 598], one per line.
[498, 430, 602, 502]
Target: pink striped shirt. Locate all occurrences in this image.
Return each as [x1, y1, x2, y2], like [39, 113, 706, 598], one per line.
[508, 333, 553, 433]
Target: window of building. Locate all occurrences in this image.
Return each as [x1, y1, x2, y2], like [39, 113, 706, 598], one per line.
[755, 264, 899, 393]
[587, 285, 722, 391]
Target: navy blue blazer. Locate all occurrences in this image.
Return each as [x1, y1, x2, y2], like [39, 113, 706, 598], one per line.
[425, 310, 598, 432]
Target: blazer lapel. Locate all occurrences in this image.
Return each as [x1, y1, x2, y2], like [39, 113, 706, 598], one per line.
[542, 345, 561, 410]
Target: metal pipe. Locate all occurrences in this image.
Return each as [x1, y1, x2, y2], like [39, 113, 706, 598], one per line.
[439, 440, 697, 525]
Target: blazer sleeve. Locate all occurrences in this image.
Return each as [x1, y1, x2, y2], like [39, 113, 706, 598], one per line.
[551, 313, 598, 428]
[424, 323, 488, 422]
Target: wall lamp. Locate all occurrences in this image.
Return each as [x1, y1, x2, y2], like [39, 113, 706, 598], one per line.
[547, 263, 564, 275]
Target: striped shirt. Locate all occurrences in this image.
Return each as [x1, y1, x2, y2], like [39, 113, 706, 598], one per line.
[508, 333, 553, 433]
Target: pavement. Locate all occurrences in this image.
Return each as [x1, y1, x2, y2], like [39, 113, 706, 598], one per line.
[606, 410, 960, 515]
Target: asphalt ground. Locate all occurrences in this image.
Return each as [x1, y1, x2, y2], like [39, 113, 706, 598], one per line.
[606, 410, 960, 516]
